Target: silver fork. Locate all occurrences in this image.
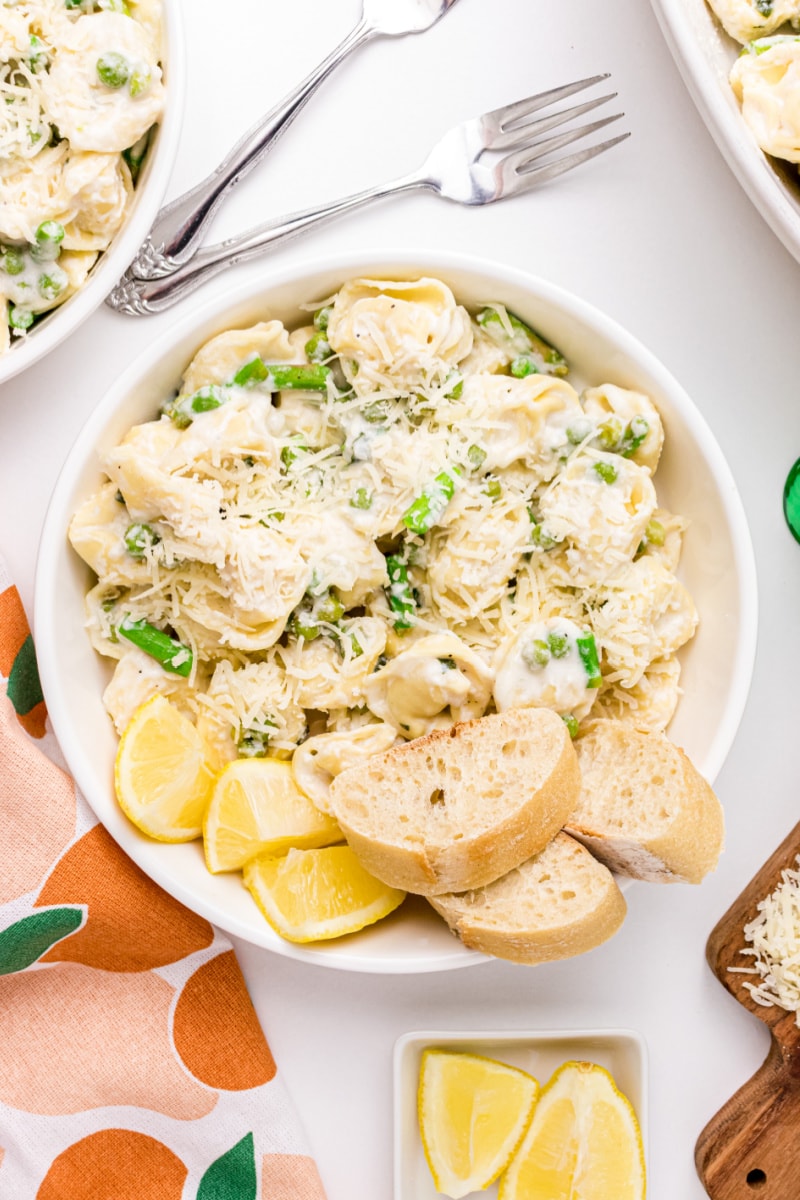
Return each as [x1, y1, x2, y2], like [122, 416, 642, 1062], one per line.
[129, 0, 463, 280]
[109, 77, 629, 317]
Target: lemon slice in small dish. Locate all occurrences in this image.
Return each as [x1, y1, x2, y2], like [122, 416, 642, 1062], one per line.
[418, 1049, 539, 1199]
[243, 845, 405, 943]
[500, 1059, 645, 1200]
[204, 757, 341, 873]
[115, 694, 215, 842]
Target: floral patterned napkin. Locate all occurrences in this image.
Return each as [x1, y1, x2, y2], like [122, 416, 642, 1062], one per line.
[0, 558, 327, 1200]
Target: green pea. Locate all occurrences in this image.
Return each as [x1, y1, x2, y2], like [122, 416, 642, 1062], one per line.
[467, 444, 487, 471]
[124, 522, 160, 559]
[313, 305, 332, 333]
[8, 307, 33, 331]
[510, 354, 539, 379]
[645, 518, 666, 546]
[596, 417, 624, 451]
[31, 221, 65, 264]
[521, 638, 551, 670]
[315, 591, 344, 624]
[561, 713, 579, 738]
[1, 247, 25, 276]
[129, 64, 152, 98]
[97, 52, 131, 89]
[38, 268, 67, 302]
[547, 632, 569, 659]
[593, 461, 618, 485]
[350, 487, 373, 510]
[291, 616, 321, 641]
[305, 331, 331, 363]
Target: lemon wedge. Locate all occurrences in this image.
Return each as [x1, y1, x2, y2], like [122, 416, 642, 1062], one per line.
[418, 1050, 539, 1199]
[204, 757, 342, 873]
[243, 846, 406, 942]
[115, 694, 215, 842]
[499, 1060, 645, 1200]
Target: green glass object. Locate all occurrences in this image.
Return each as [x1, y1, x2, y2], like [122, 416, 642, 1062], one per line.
[784, 457, 800, 544]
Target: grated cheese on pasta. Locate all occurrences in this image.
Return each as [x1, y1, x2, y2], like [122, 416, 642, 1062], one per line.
[69, 278, 698, 779]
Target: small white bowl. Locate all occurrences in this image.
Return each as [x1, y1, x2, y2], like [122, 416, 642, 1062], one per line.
[393, 1027, 648, 1200]
[34, 249, 758, 973]
[0, 2, 186, 387]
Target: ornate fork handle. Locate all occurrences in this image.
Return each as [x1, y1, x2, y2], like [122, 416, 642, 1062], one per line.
[129, 18, 374, 280]
[109, 173, 427, 315]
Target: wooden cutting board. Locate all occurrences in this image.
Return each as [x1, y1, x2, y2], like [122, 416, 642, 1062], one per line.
[695, 821, 800, 1199]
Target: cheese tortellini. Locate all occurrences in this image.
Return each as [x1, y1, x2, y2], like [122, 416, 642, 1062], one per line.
[71, 277, 697, 793]
[703, 0, 800, 168]
[0, 0, 165, 354]
[707, 0, 800, 45]
[730, 36, 800, 162]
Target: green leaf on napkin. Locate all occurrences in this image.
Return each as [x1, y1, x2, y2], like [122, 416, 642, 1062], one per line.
[7, 633, 44, 716]
[197, 1133, 257, 1200]
[0, 907, 83, 974]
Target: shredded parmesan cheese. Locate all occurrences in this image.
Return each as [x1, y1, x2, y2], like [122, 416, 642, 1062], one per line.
[729, 856, 800, 1023]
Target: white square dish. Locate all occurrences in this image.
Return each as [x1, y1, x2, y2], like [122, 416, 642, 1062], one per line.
[393, 1027, 648, 1199]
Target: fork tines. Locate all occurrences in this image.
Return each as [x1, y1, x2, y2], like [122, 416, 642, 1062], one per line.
[484, 75, 630, 197]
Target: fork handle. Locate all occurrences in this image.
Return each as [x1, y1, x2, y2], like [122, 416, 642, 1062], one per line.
[128, 17, 374, 280]
[108, 172, 428, 315]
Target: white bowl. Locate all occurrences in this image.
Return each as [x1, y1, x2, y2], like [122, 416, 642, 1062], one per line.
[650, 0, 800, 266]
[34, 250, 758, 973]
[393, 1028, 648, 1199]
[0, 2, 186, 387]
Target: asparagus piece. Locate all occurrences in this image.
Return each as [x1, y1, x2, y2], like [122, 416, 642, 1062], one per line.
[232, 358, 330, 390]
[402, 467, 461, 535]
[118, 617, 193, 677]
[124, 522, 160, 559]
[576, 632, 602, 688]
[476, 306, 568, 377]
[385, 555, 416, 632]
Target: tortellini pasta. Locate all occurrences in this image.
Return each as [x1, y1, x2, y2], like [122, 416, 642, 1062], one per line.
[0, 1, 165, 353]
[707, 0, 800, 45]
[730, 37, 800, 162]
[71, 277, 697, 790]
[327, 277, 473, 396]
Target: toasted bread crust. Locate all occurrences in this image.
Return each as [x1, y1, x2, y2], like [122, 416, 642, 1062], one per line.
[429, 833, 627, 964]
[567, 719, 724, 883]
[329, 708, 581, 896]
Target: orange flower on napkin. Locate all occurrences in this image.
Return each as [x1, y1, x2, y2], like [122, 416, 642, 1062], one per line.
[0, 562, 327, 1200]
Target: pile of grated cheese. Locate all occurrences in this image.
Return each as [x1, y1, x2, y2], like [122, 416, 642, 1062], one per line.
[729, 855, 800, 1023]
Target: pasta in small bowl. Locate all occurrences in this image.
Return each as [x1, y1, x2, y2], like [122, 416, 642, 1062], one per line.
[0, 0, 185, 385]
[35, 251, 757, 972]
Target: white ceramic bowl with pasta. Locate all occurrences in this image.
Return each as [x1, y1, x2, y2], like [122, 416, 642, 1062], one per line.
[0, 0, 185, 386]
[34, 250, 758, 973]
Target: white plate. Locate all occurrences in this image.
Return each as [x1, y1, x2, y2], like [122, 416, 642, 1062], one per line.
[393, 1027, 648, 1200]
[34, 249, 758, 973]
[650, 0, 800, 264]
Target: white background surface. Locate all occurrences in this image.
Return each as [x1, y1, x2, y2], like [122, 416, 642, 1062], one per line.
[2, 0, 800, 1196]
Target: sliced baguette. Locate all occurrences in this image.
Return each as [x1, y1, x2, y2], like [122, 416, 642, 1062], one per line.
[327, 707, 580, 896]
[565, 719, 724, 883]
[429, 832, 627, 964]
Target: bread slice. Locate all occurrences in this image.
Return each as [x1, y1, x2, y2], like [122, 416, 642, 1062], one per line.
[429, 832, 626, 964]
[327, 707, 580, 896]
[565, 719, 724, 883]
